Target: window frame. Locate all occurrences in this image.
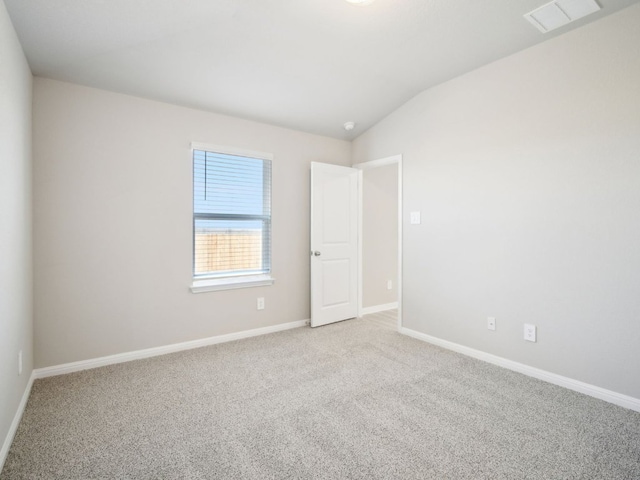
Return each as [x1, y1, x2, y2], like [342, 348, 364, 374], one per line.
[190, 142, 275, 293]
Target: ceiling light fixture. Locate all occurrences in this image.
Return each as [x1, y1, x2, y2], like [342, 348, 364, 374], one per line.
[343, 121, 356, 131]
[344, 0, 376, 6]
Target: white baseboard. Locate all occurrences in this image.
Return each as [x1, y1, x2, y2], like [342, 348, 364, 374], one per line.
[400, 327, 640, 413]
[361, 302, 398, 316]
[35, 319, 308, 379]
[1, 371, 35, 472]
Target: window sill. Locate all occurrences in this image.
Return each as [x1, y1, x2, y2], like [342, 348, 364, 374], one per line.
[190, 274, 275, 293]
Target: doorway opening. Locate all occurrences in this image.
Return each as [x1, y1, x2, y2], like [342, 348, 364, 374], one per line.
[354, 155, 402, 331]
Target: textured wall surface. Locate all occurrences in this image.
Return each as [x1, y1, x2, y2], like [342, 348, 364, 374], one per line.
[353, 4, 640, 398]
[0, 0, 33, 458]
[362, 164, 398, 309]
[33, 78, 350, 368]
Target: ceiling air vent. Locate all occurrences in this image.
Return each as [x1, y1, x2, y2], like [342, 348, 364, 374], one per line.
[524, 0, 601, 33]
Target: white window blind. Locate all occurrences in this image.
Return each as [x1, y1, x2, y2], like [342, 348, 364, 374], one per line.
[193, 149, 271, 279]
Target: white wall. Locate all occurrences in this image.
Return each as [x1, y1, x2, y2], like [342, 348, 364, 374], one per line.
[352, 4, 640, 399]
[362, 164, 398, 309]
[33, 78, 351, 368]
[0, 0, 33, 456]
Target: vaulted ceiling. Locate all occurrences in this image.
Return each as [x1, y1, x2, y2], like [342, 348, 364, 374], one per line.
[5, 0, 639, 139]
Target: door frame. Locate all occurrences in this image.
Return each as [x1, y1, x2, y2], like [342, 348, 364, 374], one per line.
[353, 154, 403, 331]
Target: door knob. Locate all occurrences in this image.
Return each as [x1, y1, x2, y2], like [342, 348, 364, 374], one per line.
[314, 251, 321, 256]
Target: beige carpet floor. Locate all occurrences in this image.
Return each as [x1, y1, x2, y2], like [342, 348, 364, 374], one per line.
[2, 315, 640, 479]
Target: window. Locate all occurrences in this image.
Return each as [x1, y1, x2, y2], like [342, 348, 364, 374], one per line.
[191, 144, 274, 293]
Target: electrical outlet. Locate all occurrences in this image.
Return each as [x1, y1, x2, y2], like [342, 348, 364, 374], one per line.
[18, 350, 23, 375]
[257, 297, 265, 310]
[387, 280, 393, 290]
[524, 324, 536, 342]
[487, 317, 496, 331]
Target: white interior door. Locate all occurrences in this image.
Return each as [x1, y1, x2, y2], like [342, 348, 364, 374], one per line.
[310, 162, 359, 327]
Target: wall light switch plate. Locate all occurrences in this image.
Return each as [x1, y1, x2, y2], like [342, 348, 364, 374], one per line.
[487, 317, 496, 331]
[257, 297, 265, 310]
[524, 324, 537, 342]
[410, 211, 421, 225]
[387, 280, 393, 290]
